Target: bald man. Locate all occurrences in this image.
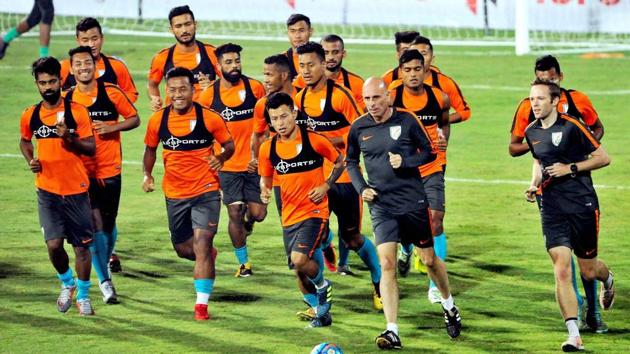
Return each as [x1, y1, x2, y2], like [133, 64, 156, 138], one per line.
[345, 78, 462, 349]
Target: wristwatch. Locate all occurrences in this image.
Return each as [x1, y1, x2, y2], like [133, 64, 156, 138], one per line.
[570, 163, 578, 177]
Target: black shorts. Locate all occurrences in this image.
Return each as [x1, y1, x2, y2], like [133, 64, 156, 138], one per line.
[369, 206, 433, 248]
[422, 171, 445, 212]
[165, 191, 221, 244]
[37, 189, 93, 247]
[328, 182, 362, 241]
[283, 218, 328, 269]
[542, 210, 600, 259]
[218, 171, 262, 205]
[26, 0, 54, 27]
[88, 174, 121, 219]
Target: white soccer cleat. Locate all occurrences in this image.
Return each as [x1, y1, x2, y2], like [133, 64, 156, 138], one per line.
[428, 287, 442, 304]
[76, 298, 95, 316]
[561, 336, 584, 352]
[57, 284, 76, 313]
[99, 280, 118, 304]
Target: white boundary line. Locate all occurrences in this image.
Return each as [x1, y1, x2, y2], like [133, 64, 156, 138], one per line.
[2, 153, 627, 190]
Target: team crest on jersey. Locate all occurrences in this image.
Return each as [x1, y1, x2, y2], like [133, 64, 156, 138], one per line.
[390, 126, 401, 140]
[552, 132, 563, 146]
[56, 111, 65, 124]
[238, 89, 246, 102]
[98, 69, 105, 77]
[296, 144, 302, 154]
[320, 99, 326, 112]
[561, 103, 569, 113]
[189, 119, 197, 131]
[196, 53, 201, 64]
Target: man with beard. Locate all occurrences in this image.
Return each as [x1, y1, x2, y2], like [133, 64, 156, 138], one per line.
[295, 42, 382, 311]
[199, 43, 266, 278]
[61, 17, 138, 103]
[381, 31, 419, 87]
[143, 67, 234, 320]
[19, 56, 97, 315]
[65, 46, 140, 304]
[283, 13, 313, 83]
[148, 5, 219, 111]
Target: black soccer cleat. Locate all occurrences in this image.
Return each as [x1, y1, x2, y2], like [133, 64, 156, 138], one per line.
[307, 311, 332, 328]
[109, 253, 122, 273]
[0, 39, 8, 60]
[375, 330, 402, 350]
[444, 305, 462, 339]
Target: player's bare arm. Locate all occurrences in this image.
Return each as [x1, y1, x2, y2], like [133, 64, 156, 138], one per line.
[545, 146, 610, 178]
[142, 145, 157, 192]
[56, 121, 96, 156]
[19, 138, 41, 173]
[207, 139, 235, 171]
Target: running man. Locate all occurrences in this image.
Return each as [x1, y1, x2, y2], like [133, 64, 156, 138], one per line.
[0, 0, 54, 58]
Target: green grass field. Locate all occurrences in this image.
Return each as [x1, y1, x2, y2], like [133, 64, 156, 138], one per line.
[0, 34, 629, 353]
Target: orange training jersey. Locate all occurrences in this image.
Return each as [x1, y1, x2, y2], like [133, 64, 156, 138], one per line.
[65, 82, 138, 179]
[149, 41, 219, 102]
[511, 88, 599, 138]
[253, 86, 300, 135]
[61, 55, 139, 103]
[199, 76, 265, 172]
[20, 99, 93, 196]
[258, 127, 339, 226]
[295, 79, 362, 183]
[295, 67, 365, 110]
[144, 103, 232, 199]
[389, 79, 446, 176]
[425, 67, 470, 122]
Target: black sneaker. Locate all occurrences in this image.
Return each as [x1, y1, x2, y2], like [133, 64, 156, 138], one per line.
[375, 330, 402, 350]
[443, 306, 462, 339]
[397, 250, 411, 277]
[109, 253, 122, 273]
[307, 311, 332, 328]
[0, 39, 8, 60]
[584, 312, 609, 334]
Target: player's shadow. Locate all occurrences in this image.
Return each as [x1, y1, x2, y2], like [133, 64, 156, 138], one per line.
[0, 262, 32, 279]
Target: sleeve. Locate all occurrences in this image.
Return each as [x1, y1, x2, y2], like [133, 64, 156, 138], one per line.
[439, 74, 471, 121]
[148, 51, 167, 84]
[72, 105, 94, 139]
[253, 98, 269, 134]
[333, 86, 361, 123]
[293, 75, 306, 89]
[205, 46, 221, 78]
[198, 86, 213, 108]
[510, 99, 532, 137]
[571, 119, 600, 155]
[252, 80, 266, 100]
[204, 110, 232, 144]
[402, 115, 438, 168]
[111, 59, 139, 103]
[381, 69, 394, 88]
[20, 107, 33, 140]
[310, 133, 341, 163]
[344, 124, 369, 194]
[60, 60, 71, 88]
[294, 89, 305, 110]
[143, 112, 161, 148]
[106, 85, 138, 119]
[257, 141, 274, 177]
[524, 133, 538, 159]
[572, 91, 599, 127]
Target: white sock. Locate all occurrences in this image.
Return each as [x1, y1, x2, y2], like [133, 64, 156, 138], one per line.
[565, 318, 580, 338]
[196, 292, 210, 305]
[604, 272, 614, 289]
[315, 279, 328, 290]
[386, 323, 398, 335]
[441, 294, 454, 311]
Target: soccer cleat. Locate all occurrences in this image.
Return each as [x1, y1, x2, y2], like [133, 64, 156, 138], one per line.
[375, 330, 402, 350]
[397, 249, 411, 277]
[428, 287, 442, 304]
[323, 244, 338, 272]
[244, 215, 255, 237]
[561, 336, 584, 352]
[194, 303, 210, 320]
[414, 252, 428, 274]
[57, 284, 76, 313]
[307, 311, 332, 328]
[99, 280, 118, 304]
[109, 253, 122, 273]
[337, 264, 355, 276]
[316, 280, 332, 317]
[443, 306, 462, 339]
[0, 39, 8, 60]
[76, 298, 95, 316]
[296, 307, 317, 321]
[599, 272, 615, 310]
[582, 312, 609, 334]
[373, 291, 383, 311]
[235, 262, 253, 277]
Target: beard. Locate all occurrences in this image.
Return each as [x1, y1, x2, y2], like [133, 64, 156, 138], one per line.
[326, 60, 342, 73]
[222, 69, 242, 84]
[175, 32, 195, 45]
[41, 88, 61, 104]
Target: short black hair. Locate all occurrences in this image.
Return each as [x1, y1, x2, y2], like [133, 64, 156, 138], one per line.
[68, 46, 95, 64]
[165, 67, 195, 86]
[535, 55, 561, 74]
[411, 35, 433, 52]
[215, 43, 243, 61]
[266, 92, 294, 111]
[296, 41, 325, 62]
[399, 49, 425, 67]
[321, 34, 344, 49]
[75, 17, 102, 37]
[395, 31, 420, 47]
[286, 13, 311, 28]
[168, 5, 195, 24]
[32, 56, 61, 79]
[264, 54, 291, 73]
[531, 78, 562, 100]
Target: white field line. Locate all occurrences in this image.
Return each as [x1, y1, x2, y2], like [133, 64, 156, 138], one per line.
[2, 153, 627, 190]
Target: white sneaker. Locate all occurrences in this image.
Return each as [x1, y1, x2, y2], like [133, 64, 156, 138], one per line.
[428, 287, 442, 304]
[57, 284, 76, 313]
[561, 336, 584, 352]
[76, 298, 95, 316]
[99, 280, 118, 304]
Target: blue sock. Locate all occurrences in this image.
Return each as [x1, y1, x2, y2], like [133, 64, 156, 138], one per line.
[57, 268, 76, 287]
[308, 268, 325, 288]
[106, 226, 118, 258]
[39, 46, 49, 58]
[429, 233, 447, 288]
[321, 229, 334, 249]
[338, 239, 350, 267]
[194, 278, 214, 295]
[303, 293, 318, 308]
[580, 275, 599, 317]
[76, 279, 91, 300]
[89, 231, 110, 283]
[357, 236, 381, 283]
[571, 257, 584, 308]
[313, 248, 324, 274]
[234, 245, 249, 265]
[401, 243, 414, 255]
[3, 28, 19, 43]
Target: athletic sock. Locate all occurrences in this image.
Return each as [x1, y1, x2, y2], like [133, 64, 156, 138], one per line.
[441, 294, 454, 311]
[57, 268, 76, 287]
[303, 293, 318, 308]
[570, 257, 584, 308]
[429, 233, 447, 289]
[386, 323, 399, 335]
[234, 245, 248, 265]
[357, 236, 381, 283]
[309, 269, 326, 289]
[89, 231, 110, 283]
[401, 243, 413, 256]
[76, 279, 91, 300]
[312, 248, 324, 274]
[39, 46, 49, 58]
[338, 239, 350, 267]
[580, 275, 598, 318]
[604, 272, 614, 289]
[3, 28, 19, 43]
[565, 318, 580, 338]
[106, 226, 118, 258]
[194, 278, 214, 305]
